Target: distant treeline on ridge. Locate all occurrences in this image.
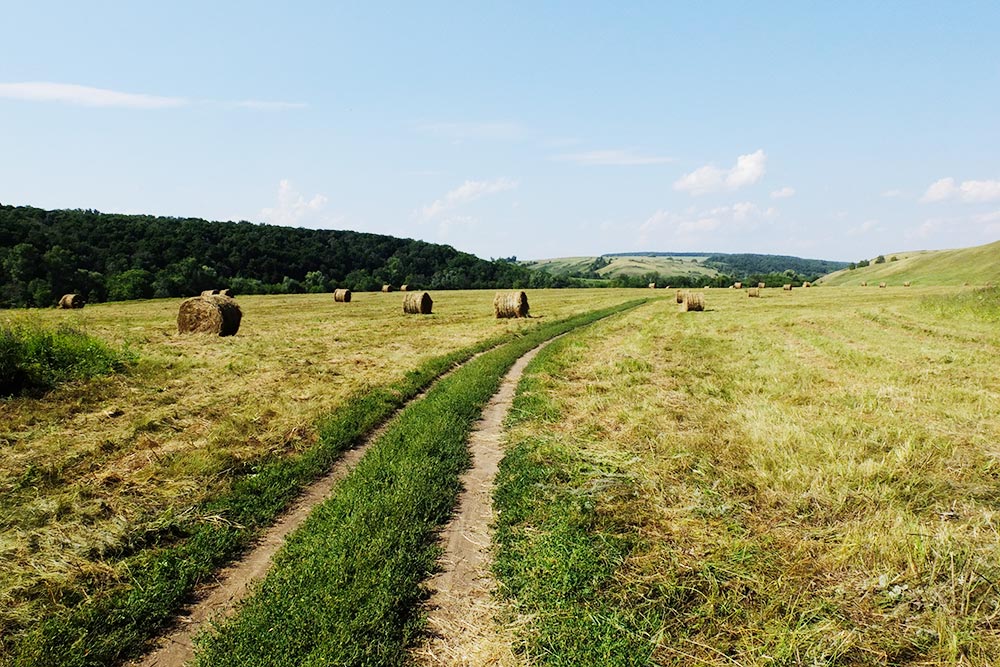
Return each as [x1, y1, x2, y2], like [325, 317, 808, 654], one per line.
[0, 205, 571, 308]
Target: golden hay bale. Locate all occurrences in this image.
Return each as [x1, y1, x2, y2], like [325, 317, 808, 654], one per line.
[903, 281, 911, 287]
[403, 291, 433, 314]
[733, 282, 743, 289]
[679, 292, 704, 312]
[803, 282, 812, 288]
[861, 281, 868, 287]
[177, 295, 242, 336]
[400, 284, 409, 292]
[494, 291, 529, 318]
[58, 293, 85, 309]
[333, 288, 352, 302]
[676, 289, 685, 304]
[382, 284, 394, 293]
[879, 282, 887, 288]
[783, 284, 792, 291]
[648, 282, 656, 289]
[748, 287, 760, 297]
[758, 282, 766, 289]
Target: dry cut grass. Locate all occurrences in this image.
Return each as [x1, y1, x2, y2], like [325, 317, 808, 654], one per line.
[0, 289, 640, 644]
[499, 286, 1000, 665]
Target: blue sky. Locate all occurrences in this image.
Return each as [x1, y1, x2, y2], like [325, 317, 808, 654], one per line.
[2, 2, 999, 262]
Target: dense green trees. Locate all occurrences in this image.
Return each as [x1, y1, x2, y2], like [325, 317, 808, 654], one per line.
[0, 205, 550, 307]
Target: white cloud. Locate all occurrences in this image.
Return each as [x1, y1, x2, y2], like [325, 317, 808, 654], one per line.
[0, 81, 187, 109]
[921, 176, 1000, 203]
[637, 201, 773, 245]
[421, 178, 518, 219]
[974, 209, 1000, 224]
[552, 149, 674, 166]
[0, 81, 306, 111]
[260, 179, 329, 227]
[674, 149, 767, 195]
[436, 215, 477, 240]
[770, 186, 795, 199]
[847, 219, 880, 236]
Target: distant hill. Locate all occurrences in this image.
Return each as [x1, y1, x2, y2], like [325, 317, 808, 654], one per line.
[819, 240, 1000, 286]
[0, 204, 547, 308]
[522, 252, 847, 286]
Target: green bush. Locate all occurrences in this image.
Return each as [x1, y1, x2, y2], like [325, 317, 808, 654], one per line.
[0, 322, 132, 396]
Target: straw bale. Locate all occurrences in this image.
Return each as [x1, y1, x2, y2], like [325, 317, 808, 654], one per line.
[879, 282, 887, 288]
[861, 281, 868, 287]
[400, 284, 409, 292]
[783, 284, 792, 291]
[177, 295, 242, 336]
[333, 288, 352, 303]
[758, 282, 766, 289]
[748, 287, 760, 297]
[494, 291, 529, 318]
[58, 294, 85, 309]
[382, 284, 394, 293]
[803, 282, 812, 288]
[733, 282, 743, 289]
[903, 281, 911, 287]
[679, 292, 705, 312]
[403, 291, 433, 314]
[648, 282, 656, 289]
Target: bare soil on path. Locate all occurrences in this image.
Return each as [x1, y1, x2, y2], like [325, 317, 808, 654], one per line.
[414, 344, 551, 667]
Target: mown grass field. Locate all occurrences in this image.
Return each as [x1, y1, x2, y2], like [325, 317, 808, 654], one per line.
[0, 289, 642, 664]
[495, 285, 1000, 665]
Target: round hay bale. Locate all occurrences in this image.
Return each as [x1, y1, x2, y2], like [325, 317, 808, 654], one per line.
[382, 284, 394, 293]
[680, 292, 704, 312]
[403, 291, 433, 314]
[676, 289, 685, 304]
[58, 293, 85, 309]
[400, 284, 409, 292]
[879, 282, 887, 288]
[648, 282, 656, 289]
[177, 295, 242, 336]
[733, 282, 743, 289]
[782, 284, 792, 291]
[333, 288, 352, 303]
[861, 281, 868, 287]
[803, 282, 812, 288]
[748, 287, 760, 297]
[903, 281, 911, 287]
[758, 282, 766, 289]
[494, 291, 529, 318]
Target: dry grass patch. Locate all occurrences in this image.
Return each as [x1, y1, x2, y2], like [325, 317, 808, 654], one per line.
[496, 287, 1000, 665]
[0, 289, 644, 656]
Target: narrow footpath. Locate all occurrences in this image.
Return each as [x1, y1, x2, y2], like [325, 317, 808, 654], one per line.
[414, 342, 552, 666]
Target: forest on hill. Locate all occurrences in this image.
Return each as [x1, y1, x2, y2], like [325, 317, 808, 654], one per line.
[0, 205, 568, 308]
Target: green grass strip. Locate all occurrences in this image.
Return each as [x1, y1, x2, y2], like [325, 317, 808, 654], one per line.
[492, 326, 667, 666]
[5, 331, 503, 667]
[191, 300, 645, 667]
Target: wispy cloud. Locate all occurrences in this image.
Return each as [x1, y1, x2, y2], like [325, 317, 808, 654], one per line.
[920, 176, 1000, 203]
[881, 189, 903, 198]
[0, 81, 305, 111]
[418, 121, 525, 141]
[637, 201, 774, 245]
[770, 186, 795, 199]
[551, 149, 674, 166]
[674, 149, 767, 195]
[0, 81, 187, 109]
[260, 179, 329, 227]
[421, 178, 518, 219]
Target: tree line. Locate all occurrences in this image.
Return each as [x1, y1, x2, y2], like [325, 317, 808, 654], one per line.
[0, 205, 581, 308]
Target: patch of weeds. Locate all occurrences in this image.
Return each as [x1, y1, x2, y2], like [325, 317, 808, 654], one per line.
[0, 321, 134, 396]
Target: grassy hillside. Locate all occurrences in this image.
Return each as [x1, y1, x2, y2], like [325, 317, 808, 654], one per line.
[522, 255, 716, 278]
[820, 239, 1000, 286]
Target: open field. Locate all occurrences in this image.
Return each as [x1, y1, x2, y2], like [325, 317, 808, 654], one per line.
[820, 239, 1000, 287]
[0, 289, 644, 663]
[496, 285, 1000, 665]
[522, 255, 716, 279]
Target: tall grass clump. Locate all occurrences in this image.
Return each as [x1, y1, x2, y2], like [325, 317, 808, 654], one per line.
[0, 321, 132, 396]
[920, 286, 1000, 322]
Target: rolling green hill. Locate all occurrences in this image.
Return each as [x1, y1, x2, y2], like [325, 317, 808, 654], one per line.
[521, 255, 715, 278]
[819, 239, 1000, 286]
